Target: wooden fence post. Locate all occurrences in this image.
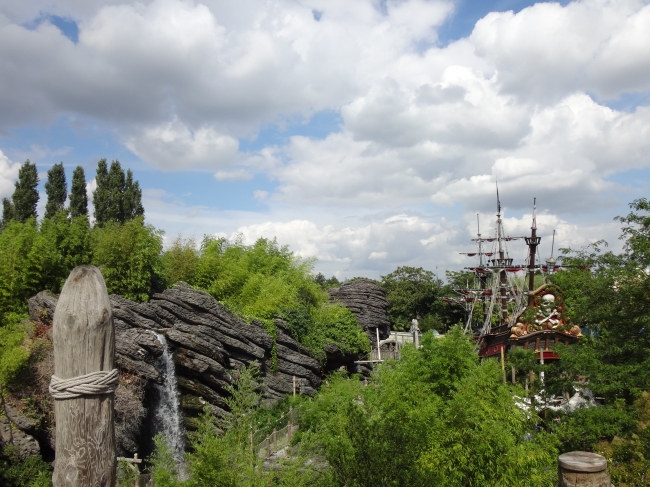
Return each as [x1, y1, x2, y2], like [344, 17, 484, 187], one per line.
[557, 451, 611, 486]
[51, 266, 117, 487]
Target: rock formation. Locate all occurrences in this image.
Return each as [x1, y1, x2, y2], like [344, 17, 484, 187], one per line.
[26, 283, 325, 456]
[20, 280, 392, 459]
[328, 278, 391, 346]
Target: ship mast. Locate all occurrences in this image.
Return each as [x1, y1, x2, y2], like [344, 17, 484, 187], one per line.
[526, 198, 541, 306]
[496, 185, 508, 322]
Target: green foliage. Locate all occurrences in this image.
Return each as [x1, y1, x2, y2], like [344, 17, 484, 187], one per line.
[69, 165, 88, 218]
[93, 159, 110, 226]
[92, 217, 163, 302]
[183, 236, 368, 359]
[299, 327, 557, 486]
[44, 162, 67, 219]
[0, 447, 52, 487]
[2, 197, 15, 228]
[11, 161, 39, 224]
[107, 160, 126, 223]
[313, 272, 340, 290]
[160, 237, 199, 287]
[284, 304, 369, 362]
[149, 434, 182, 487]
[380, 266, 444, 331]
[123, 169, 144, 221]
[0, 219, 46, 312]
[0, 313, 30, 387]
[551, 402, 636, 453]
[39, 213, 92, 293]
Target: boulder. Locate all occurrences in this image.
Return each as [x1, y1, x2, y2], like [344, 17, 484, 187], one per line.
[0, 417, 40, 459]
[329, 279, 391, 344]
[27, 291, 57, 325]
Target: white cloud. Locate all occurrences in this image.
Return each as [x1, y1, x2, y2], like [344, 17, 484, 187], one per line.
[125, 119, 240, 170]
[368, 251, 387, 260]
[0, 150, 19, 199]
[469, 0, 650, 101]
[214, 169, 253, 181]
[0, 0, 649, 277]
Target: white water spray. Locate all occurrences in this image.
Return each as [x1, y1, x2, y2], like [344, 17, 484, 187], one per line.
[151, 332, 186, 468]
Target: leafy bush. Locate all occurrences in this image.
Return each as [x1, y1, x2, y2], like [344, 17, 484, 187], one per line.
[298, 327, 558, 486]
[0, 447, 52, 487]
[92, 217, 163, 302]
[0, 313, 30, 388]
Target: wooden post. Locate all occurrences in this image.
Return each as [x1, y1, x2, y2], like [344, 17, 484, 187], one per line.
[511, 366, 516, 384]
[292, 375, 296, 397]
[52, 266, 116, 487]
[558, 451, 610, 486]
[500, 346, 506, 384]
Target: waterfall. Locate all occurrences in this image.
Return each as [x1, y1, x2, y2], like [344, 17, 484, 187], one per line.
[151, 332, 186, 468]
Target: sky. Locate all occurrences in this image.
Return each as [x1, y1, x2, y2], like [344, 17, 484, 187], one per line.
[1, 0, 649, 280]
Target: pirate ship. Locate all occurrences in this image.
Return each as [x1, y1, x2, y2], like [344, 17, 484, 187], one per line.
[442, 191, 582, 360]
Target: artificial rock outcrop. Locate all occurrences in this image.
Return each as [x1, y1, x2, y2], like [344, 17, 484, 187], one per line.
[27, 283, 327, 456]
[328, 279, 391, 346]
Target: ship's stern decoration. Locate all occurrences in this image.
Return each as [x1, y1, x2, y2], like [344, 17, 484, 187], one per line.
[510, 283, 582, 339]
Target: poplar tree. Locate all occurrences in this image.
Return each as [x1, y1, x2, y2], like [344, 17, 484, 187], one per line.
[106, 160, 125, 223]
[12, 160, 39, 222]
[44, 162, 67, 219]
[123, 169, 144, 221]
[1, 197, 15, 228]
[93, 159, 110, 226]
[69, 166, 88, 218]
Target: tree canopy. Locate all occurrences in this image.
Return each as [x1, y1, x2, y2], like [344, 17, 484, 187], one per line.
[44, 162, 67, 219]
[11, 161, 39, 223]
[68, 165, 88, 218]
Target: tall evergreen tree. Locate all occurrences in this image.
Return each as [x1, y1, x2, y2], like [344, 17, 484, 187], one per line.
[12, 160, 39, 222]
[123, 169, 144, 221]
[44, 162, 67, 219]
[93, 159, 110, 226]
[1, 197, 15, 228]
[70, 166, 88, 218]
[106, 160, 125, 223]
[69, 166, 88, 218]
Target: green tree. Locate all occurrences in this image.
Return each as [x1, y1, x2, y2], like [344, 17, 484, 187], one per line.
[106, 160, 125, 223]
[0, 220, 46, 313]
[160, 236, 199, 287]
[123, 169, 144, 221]
[380, 266, 443, 331]
[43, 162, 67, 219]
[93, 159, 110, 226]
[1, 198, 15, 228]
[69, 166, 88, 218]
[38, 212, 92, 293]
[92, 217, 163, 301]
[299, 327, 558, 486]
[12, 160, 39, 223]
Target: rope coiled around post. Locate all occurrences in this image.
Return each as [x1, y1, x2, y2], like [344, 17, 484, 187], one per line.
[49, 369, 119, 399]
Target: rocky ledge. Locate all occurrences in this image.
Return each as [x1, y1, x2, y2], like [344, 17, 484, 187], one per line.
[26, 282, 370, 456]
[329, 278, 391, 345]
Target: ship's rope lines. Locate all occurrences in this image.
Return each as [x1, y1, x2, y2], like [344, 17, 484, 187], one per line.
[480, 271, 499, 336]
[464, 294, 478, 333]
[506, 271, 526, 325]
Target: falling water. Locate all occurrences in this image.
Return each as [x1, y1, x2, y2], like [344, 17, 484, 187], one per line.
[151, 332, 186, 469]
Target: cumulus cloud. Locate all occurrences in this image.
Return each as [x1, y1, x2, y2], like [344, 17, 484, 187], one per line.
[0, 150, 19, 199]
[469, 0, 650, 101]
[0, 0, 648, 276]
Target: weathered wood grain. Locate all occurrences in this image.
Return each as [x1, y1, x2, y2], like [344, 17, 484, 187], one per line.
[52, 266, 116, 487]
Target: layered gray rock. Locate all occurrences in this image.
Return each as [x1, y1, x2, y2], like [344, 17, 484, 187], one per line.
[0, 417, 41, 459]
[26, 280, 392, 456]
[329, 279, 391, 345]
